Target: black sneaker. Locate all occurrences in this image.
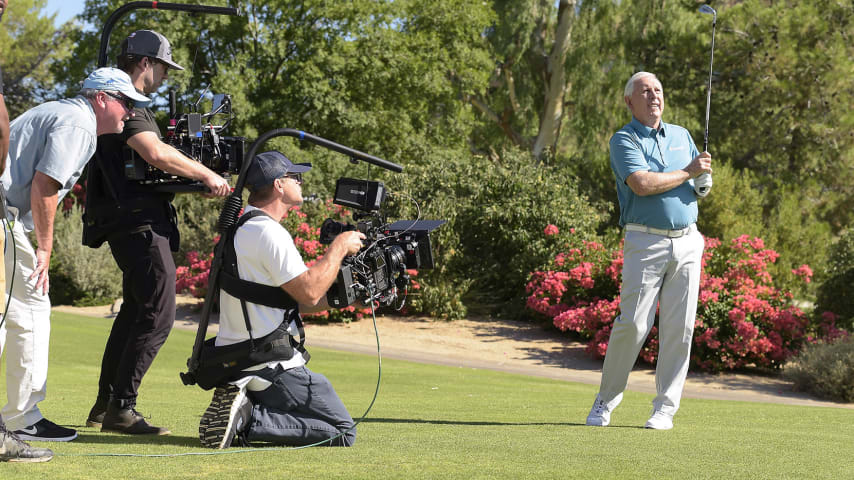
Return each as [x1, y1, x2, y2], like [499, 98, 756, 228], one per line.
[101, 405, 171, 435]
[13, 418, 78, 442]
[199, 384, 253, 449]
[0, 429, 54, 463]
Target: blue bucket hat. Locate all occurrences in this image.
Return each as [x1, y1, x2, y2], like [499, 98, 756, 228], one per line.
[246, 151, 312, 191]
[82, 67, 151, 108]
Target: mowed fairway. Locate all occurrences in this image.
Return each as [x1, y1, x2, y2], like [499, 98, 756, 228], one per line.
[0, 312, 851, 479]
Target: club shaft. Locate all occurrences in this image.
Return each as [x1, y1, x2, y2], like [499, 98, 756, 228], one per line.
[703, 19, 716, 152]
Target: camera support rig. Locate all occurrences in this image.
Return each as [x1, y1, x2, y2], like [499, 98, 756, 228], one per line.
[97, 2, 240, 69]
[97, 3, 244, 193]
[180, 129, 404, 387]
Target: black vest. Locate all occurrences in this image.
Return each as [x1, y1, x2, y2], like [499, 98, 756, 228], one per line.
[81, 108, 176, 249]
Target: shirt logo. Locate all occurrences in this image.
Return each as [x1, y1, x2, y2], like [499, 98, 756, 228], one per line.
[669, 145, 686, 151]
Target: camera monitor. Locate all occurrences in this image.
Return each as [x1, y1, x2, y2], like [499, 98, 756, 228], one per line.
[333, 178, 386, 212]
[385, 219, 446, 269]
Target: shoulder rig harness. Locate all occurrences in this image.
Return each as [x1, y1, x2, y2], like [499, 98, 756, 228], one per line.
[194, 210, 310, 390]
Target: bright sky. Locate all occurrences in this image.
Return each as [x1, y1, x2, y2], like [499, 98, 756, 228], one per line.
[44, 0, 86, 25]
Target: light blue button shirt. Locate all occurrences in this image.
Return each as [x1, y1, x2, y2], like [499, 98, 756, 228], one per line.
[610, 117, 700, 230]
[1, 96, 97, 231]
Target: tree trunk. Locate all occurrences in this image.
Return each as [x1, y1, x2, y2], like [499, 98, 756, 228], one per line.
[531, 0, 575, 160]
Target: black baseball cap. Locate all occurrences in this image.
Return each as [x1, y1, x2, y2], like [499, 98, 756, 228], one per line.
[246, 151, 312, 191]
[119, 30, 184, 71]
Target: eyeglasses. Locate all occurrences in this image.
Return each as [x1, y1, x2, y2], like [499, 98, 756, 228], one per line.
[284, 173, 303, 184]
[104, 92, 134, 111]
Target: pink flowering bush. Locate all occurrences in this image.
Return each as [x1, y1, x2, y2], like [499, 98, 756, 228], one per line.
[61, 182, 86, 212]
[175, 249, 215, 299]
[526, 230, 847, 372]
[175, 200, 373, 323]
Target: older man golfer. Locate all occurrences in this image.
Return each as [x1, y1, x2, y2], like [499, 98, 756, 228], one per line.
[586, 72, 712, 430]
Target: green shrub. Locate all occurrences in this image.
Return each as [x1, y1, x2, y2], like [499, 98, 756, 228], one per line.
[762, 185, 832, 299]
[389, 147, 605, 319]
[695, 162, 831, 300]
[49, 206, 122, 306]
[784, 336, 854, 403]
[165, 146, 606, 321]
[815, 229, 854, 331]
[172, 193, 228, 264]
[696, 161, 766, 242]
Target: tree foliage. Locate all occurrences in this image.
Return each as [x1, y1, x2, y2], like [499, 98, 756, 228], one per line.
[0, 0, 76, 117]
[483, 0, 848, 299]
[62, 0, 494, 168]
[25, 0, 854, 317]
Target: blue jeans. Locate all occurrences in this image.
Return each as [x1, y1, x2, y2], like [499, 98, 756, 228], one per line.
[248, 365, 356, 447]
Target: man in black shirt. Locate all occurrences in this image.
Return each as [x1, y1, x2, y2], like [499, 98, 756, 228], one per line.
[83, 30, 229, 435]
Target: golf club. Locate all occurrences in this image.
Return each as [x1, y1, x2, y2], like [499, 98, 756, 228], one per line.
[696, 4, 716, 195]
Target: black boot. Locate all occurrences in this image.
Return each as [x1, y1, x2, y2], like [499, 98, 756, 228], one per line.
[86, 395, 110, 429]
[101, 398, 171, 435]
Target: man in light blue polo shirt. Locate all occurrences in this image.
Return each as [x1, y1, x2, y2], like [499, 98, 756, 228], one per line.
[0, 68, 149, 444]
[586, 72, 712, 430]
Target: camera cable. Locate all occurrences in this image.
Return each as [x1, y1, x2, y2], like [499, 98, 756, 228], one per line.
[57, 188, 422, 457]
[0, 217, 16, 332]
[351, 191, 422, 269]
[60, 288, 383, 458]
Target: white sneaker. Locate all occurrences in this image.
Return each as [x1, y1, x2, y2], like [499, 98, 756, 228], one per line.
[585, 393, 621, 426]
[644, 411, 674, 430]
[199, 384, 252, 448]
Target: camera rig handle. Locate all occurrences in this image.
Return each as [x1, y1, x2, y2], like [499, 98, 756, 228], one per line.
[97, 2, 241, 68]
[182, 129, 403, 385]
[240, 129, 404, 187]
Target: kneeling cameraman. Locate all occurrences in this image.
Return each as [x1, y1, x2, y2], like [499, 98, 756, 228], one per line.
[199, 151, 364, 448]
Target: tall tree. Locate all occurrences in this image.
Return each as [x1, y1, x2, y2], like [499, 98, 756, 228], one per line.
[0, 0, 76, 117]
[531, 0, 575, 159]
[468, 0, 636, 164]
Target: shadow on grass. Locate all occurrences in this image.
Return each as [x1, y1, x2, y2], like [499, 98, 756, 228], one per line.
[72, 433, 201, 448]
[359, 417, 644, 429]
[461, 317, 602, 372]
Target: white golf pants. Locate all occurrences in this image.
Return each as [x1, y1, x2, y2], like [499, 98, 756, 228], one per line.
[0, 214, 51, 430]
[598, 224, 704, 416]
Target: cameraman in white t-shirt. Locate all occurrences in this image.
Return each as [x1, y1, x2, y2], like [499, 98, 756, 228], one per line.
[199, 151, 364, 449]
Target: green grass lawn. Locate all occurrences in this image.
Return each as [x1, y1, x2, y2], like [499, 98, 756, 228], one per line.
[1, 311, 852, 479]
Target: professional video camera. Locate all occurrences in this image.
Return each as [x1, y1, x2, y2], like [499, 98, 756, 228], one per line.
[123, 90, 245, 192]
[321, 178, 445, 309]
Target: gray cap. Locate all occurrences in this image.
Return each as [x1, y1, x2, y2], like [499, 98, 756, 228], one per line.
[82, 67, 152, 108]
[120, 30, 185, 71]
[246, 151, 311, 191]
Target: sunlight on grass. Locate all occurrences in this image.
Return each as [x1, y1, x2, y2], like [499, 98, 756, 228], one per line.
[0, 312, 851, 479]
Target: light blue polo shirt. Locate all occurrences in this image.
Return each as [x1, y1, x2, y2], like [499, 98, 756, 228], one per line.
[1, 96, 97, 231]
[610, 117, 700, 230]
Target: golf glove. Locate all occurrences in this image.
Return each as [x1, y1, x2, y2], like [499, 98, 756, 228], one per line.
[694, 173, 712, 197]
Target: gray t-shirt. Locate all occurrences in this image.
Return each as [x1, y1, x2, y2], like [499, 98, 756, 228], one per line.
[1, 96, 97, 231]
